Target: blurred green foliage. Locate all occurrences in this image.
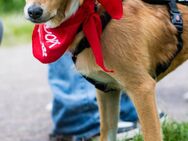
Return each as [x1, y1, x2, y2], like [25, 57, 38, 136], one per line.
[0, 0, 25, 13]
[0, 0, 33, 47]
[1, 14, 33, 46]
[129, 121, 188, 141]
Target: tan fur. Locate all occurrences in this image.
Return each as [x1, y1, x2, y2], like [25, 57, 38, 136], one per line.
[72, 1, 188, 141]
[24, 0, 188, 140]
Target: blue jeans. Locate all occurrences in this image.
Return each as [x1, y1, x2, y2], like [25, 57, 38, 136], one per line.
[48, 52, 138, 141]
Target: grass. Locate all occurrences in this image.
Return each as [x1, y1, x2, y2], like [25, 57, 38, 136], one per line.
[162, 121, 188, 141]
[1, 13, 33, 47]
[129, 121, 188, 141]
[92, 121, 188, 141]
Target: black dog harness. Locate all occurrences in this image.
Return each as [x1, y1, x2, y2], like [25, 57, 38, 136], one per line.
[72, 0, 185, 92]
[149, 0, 184, 77]
[72, 11, 111, 63]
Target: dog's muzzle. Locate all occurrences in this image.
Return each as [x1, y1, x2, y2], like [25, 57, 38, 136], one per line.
[27, 5, 43, 20]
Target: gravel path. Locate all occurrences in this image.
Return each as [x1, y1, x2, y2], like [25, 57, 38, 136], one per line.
[157, 61, 188, 121]
[0, 46, 52, 141]
[0, 45, 187, 141]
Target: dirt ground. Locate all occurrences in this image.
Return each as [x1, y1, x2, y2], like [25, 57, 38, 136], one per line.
[0, 45, 188, 141]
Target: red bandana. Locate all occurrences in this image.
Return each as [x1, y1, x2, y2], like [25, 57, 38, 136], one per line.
[32, 0, 122, 72]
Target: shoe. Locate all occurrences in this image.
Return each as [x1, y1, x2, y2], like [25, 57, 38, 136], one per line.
[49, 133, 97, 141]
[96, 111, 167, 141]
[116, 121, 139, 140]
[159, 110, 168, 123]
[91, 121, 139, 141]
[49, 111, 168, 141]
[116, 111, 168, 140]
[49, 121, 139, 141]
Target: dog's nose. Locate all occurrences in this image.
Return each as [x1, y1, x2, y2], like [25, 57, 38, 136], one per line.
[28, 6, 43, 19]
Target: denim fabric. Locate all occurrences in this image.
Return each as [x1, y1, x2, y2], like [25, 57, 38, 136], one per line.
[48, 52, 138, 141]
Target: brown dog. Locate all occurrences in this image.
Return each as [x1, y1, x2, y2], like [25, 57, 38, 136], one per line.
[24, 0, 188, 141]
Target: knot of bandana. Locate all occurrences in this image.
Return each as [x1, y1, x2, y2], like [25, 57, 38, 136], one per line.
[32, 0, 122, 72]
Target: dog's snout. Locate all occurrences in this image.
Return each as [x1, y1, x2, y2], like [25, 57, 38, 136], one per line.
[28, 6, 43, 20]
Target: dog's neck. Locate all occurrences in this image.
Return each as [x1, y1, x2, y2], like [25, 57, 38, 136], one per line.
[68, 4, 105, 54]
[46, 0, 81, 28]
[69, 32, 85, 54]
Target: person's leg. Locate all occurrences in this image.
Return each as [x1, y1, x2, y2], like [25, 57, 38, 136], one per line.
[116, 92, 139, 140]
[48, 52, 139, 141]
[119, 92, 138, 122]
[48, 52, 100, 141]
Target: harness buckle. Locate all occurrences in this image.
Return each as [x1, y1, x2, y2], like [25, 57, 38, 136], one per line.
[170, 10, 183, 33]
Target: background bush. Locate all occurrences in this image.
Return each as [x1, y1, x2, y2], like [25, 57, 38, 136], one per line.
[0, 0, 32, 46]
[0, 0, 25, 13]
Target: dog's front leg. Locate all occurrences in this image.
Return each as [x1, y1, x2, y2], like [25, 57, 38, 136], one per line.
[96, 89, 120, 141]
[126, 77, 162, 141]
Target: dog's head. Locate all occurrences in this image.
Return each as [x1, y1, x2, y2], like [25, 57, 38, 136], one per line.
[24, 0, 84, 27]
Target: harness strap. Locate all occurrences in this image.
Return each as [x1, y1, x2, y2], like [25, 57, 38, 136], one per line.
[72, 11, 114, 92]
[155, 0, 183, 77]
[143, 0, 170, 4]
[144, 0, 188, 4]
[83, 75, 117, 92]
[72, 11, 111, 63]
[72, 37, 90, 63]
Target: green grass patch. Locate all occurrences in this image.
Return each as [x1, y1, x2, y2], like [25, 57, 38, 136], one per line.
[1, 13, 33, 47]
[91, 121, 188, 141]
[130, 121, 188, 141]
[162, 121, 188, 141]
